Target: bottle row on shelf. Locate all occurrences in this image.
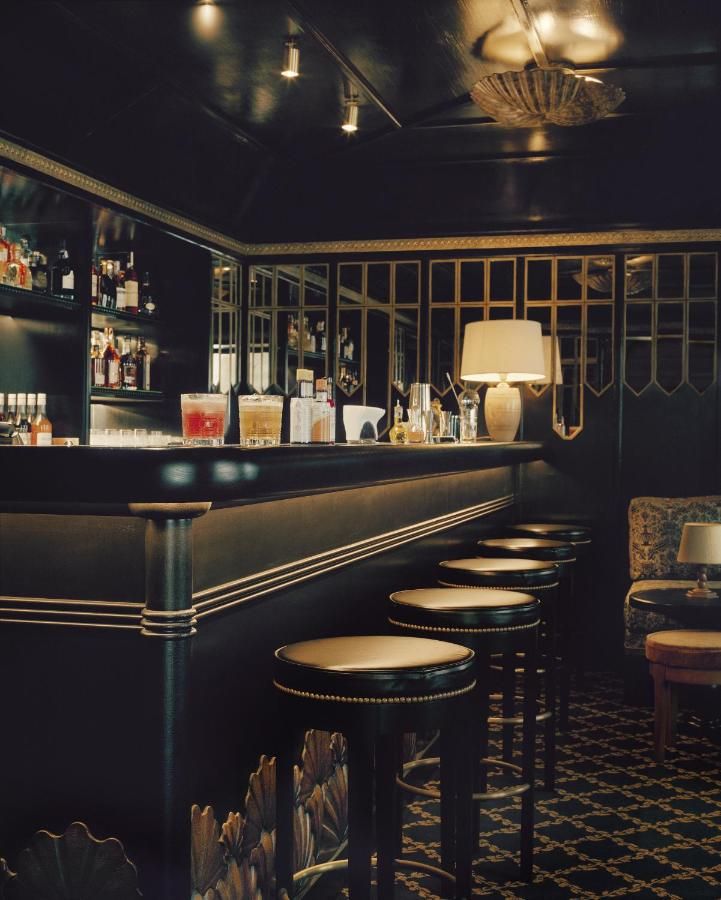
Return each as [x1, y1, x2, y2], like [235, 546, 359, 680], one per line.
[90, 327, 152, 391]
[92, 253, 157, 316]
[0, 392, 53, 444]
[0, 223, 74, 297]
[287, 314, 326, 353]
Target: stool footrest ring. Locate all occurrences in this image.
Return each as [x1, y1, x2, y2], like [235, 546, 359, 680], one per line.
[291, 854, 455, 886]
[397, 755, 531, 802]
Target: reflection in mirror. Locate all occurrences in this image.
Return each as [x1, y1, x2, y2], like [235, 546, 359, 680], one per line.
[624, 255, 653, 299]
[557, 257, 583, 300]
[248, 311, 271, 392]
[250, 265, 273, 306]
[582, 257, 614, 300]
[656, 336, 683, 394]
[337, 308, 362, 396]
[460, 260, 484, 301]
[688, 341, 715, 393]
[624, 302, 653, 395]
[366, 309, 390, 432]
[210, 256, 241, 394]
[339, 263, 363, 303]
[431, 261, 455, 303]
[585, 304, 614, 395]
[489, 259, 516, 301]
[304, 264, 328, 305]
[526, 306, 552, 396]
[276, 265, 301, 306]
[367, 263, 391, 303]
[526, 258, 552, 301]
[430, 307, 455, 395]
[554, 305, 583, 437]
[393, 308, 419, 394]
[276, 310, 299, 394]
[689, 253, 717, 299]
[488, 306, 514, 319]
[657, 254, 685, 299]
[396, 262, 420, 303]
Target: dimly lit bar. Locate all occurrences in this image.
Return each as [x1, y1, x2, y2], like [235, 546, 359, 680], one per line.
[2, 2, 721, 898]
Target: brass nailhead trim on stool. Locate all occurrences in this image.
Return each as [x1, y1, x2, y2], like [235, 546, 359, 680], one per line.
[273, 680, 476, 704]
[388, 617, 540, 634]
[438, 581, 559, 591]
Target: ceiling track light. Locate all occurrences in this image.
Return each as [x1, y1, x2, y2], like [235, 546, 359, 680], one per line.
[281, 38, 300, 78]
[342, 96, 359, 133]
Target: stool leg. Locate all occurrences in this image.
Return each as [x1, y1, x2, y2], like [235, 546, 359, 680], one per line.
[348, 731, 374, 900]
[650, 663, 670, 762]
[542, 594, 558, 792]
[558, 577, 572, 732]
[440, 726, 459, 899]
[451, 703, 474, 900]
[502, 652, 516, 763]
[520, 639, 538, 882]
[474, 663, 490, 848]
[276, 722, 299, 898]
[375, 732, 398, 900]
[667, 684, 679, 747]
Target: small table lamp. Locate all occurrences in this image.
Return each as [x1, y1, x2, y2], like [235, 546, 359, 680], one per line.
[677, 522, 721, 599]
[460, 320, 545, 441]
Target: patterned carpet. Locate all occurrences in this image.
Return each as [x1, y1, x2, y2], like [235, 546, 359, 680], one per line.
[314, 673, 721, 899]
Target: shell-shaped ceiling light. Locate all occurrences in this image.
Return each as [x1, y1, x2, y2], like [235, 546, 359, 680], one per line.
[470, 66, 625, 127]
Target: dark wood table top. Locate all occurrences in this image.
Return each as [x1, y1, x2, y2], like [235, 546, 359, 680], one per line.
[630, 587, 721, 617]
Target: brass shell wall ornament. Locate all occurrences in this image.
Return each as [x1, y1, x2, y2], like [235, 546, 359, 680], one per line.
[4, 822, 141, 900]
[220, 812, 245, 864]
[321, 762, 349, 849]
[243, 756, 276, 855]
[470, 65, 625, 126]
[299, 729, 334, 801]
[191, 805, 226, 897]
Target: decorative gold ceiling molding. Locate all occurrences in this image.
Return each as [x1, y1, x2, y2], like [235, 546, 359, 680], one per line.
[0, 137, 252, 257]
[250, 229, 721, 257]
[2, 137, 720, 259]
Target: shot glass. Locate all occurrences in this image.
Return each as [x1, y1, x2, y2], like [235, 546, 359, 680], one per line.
[238, 395, 284, 447]
[181, 393, 227, 446]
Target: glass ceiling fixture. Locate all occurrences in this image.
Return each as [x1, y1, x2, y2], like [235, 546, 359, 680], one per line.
[342, 94, 359, 133]
[281, 38, 300, 79]
[470, 0, 624, 127]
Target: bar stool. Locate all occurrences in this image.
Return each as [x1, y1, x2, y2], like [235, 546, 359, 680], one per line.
[506, 523, 593, 683]
[437, 557, 559, 791]
[273, 635, 477, 900]
[388, 587, 540, 881]
[476, 537, 576, 731]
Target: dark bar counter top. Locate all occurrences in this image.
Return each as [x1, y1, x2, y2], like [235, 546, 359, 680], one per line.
[0, 439, 544, 507]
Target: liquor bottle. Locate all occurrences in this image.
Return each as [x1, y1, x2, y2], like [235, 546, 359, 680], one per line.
[388, 401, 409, 444]
[16, 393, 30, 443]
[4, 243, 27, 288]
[0, 392, 5, 421]
[103, 327, 121, 389]
[115, 259, 127, 311]
[136, 336, 151, 390]
[0, 225, 10, 273]
[287, 314, 298, 350]
[6, 394, 17, 428]
[30, 393, 52, 445]
[19, 238, 32, 290]
[91, 260, 98, 305]
[51, 242, 74, 298]
[120, 336, 138, 390]
[406, 408, 425, 444]
[90, 331, 105, 387]
[290, 368, 314, 443]
[124, 251, 139, 313]
[30, 252, 49, 293]
[26, 393, 37, 423]
[140, 272, 156, 315]
[99, 261, 117, 309]
[316, 319, 327, 352]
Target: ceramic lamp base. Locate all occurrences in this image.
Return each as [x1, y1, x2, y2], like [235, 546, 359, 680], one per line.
[484, 383, 521, 441]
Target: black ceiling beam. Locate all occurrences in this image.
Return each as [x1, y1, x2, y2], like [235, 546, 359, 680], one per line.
[286, 0, 403, 129]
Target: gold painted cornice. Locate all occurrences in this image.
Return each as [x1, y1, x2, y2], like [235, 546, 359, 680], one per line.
[3, 136, 720, 258]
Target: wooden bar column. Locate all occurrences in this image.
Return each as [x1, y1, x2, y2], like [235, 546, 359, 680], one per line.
[129, 501, 210, 900]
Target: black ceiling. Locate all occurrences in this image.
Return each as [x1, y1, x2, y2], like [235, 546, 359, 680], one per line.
[2, 0, 721, 244]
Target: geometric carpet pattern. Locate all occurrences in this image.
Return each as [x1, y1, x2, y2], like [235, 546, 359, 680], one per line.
[316, 673, 721, 899]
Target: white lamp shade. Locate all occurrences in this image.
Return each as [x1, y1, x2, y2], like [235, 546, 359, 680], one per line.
[677, 523, 721, 564]
[460, 319, 546, 383]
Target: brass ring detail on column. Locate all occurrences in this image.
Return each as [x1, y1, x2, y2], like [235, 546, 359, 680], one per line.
[140, 606, 198, 638]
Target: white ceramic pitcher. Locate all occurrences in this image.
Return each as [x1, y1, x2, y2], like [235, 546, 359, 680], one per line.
[342, 406, 385, 443]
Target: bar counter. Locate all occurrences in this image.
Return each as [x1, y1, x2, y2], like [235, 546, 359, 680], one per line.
[0, 440, 543, 899]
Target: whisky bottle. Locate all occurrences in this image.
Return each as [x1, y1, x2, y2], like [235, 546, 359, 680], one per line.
[90, 332, 105, 387]
[30, 252, 49, 293]
[120, 336, 138, 390]
[91, 260, 98, 305]
[26, 393, 37, 423]
[388, 401, 409, 444]
[103, 327, 121, 389]
[0, 225, 10, 271]
[19, 238, 32, 289]
[51, 242, 74, 298]
[16, 393, 30, 444]
[136, 336, 151, 390]
[30, 393, 52, 445]
[124, 251, 139, 313]
[140, 272, 156, 315]
[4, 243, 27, 288]
[115, 260, 127, 311]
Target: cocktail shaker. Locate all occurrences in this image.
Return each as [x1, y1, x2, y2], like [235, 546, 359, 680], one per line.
[409, 383, 432, 442]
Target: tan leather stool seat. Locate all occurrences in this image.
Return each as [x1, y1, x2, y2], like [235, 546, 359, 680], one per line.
[646, 630, 721, 669]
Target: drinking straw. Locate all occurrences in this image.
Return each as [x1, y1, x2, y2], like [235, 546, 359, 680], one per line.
[446, 372, 461, 409]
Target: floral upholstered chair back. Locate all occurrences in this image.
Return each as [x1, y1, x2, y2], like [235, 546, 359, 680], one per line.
[629, 496, 721, 580]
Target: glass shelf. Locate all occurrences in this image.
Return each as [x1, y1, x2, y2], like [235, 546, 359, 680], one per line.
[91, 305, 161, 333]
[0, 282, 81, 320]
[91, 387, 164, 403]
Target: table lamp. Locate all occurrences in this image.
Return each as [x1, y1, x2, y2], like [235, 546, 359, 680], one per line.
[460, 319, 545, 441]
[677, 522, 721, 599]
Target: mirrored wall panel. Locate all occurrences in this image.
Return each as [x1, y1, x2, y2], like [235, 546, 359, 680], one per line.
[210, 254, 241, 393]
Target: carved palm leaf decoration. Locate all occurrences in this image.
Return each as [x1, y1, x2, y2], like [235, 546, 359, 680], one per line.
[330, 732, 347, 768]
[321, 763, 349, 849]
[248, 831, 274, 897]
[214, 859, 262, 900]
[191, 805, 226, 896]
[242, 756, 275, 856]
[220, 812, 245, 865]
[5, 822, 141, 900]
[299, 730, 334, 802]
[304, 784, 325, 848]
[293, 806, 315, 875]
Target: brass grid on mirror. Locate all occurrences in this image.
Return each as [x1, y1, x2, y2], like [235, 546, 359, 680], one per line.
[525, 255, 615, 440]
[248, 264, 329, 394]
[623, 252, 718, 397]
[210, 254, 241, 394]
[337, 262, 420, 431]
[429, 257, 517, 398]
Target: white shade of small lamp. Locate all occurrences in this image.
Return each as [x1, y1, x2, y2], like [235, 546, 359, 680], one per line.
[677, 522, 721, 599]
[460, 319, 545, 441]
